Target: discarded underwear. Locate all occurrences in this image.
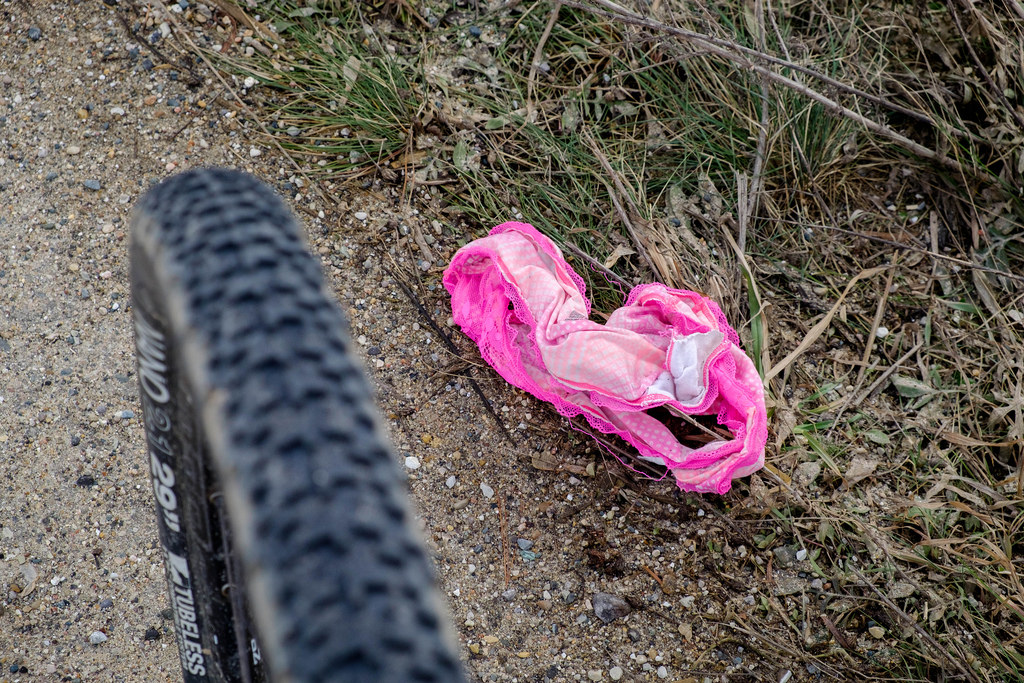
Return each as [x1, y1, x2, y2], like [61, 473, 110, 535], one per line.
[443, 222, 767, 494]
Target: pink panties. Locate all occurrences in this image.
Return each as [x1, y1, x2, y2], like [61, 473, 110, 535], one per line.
[443, 222, 766, 494]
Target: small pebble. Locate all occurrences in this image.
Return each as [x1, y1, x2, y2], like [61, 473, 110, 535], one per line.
[501, 588, 517, 601]
[868, 625, 885, 638]
[110, 106, 125, 116]
[99, 598, 113, 609]
[876, 326, 889, 338]
[517, 538, 534, 551]
[28, 27, 41, 41]
[445, 475, 456, 488]
[354, 211, 368, 221]
[587, 670, 603, 682]
[67, 145, 81, 155]
[656, 665, 668, 678]
[480, 482, 494, 498]
[88, 631, 108, 644]
[796, 548, 808, 561]
[593, 592, 632, 623]
[469, 26, 482, 38]
[609, 666, 623, 681]
[83, 179, 102, 191]
[249, 147, 260, 157]
[773, 546, 798, 567]
[404, 456, 421, 470]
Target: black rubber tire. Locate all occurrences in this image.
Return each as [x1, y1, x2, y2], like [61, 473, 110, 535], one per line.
[130, 168, 465, 683]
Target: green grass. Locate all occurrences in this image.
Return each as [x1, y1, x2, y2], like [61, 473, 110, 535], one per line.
[205, 1, 1024, 679]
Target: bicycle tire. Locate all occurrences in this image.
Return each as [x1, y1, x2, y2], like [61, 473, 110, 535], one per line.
[129, 168, 466, 683]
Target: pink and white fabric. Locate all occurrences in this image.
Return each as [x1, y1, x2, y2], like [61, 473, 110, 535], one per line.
[443, 222, 767, 494]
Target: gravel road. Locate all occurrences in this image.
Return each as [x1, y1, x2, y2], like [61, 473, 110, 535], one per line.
[0, 3, 235, 679]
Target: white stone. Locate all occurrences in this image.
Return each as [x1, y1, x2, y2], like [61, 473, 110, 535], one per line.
[609, 666, 623, 681]
[404, 456, 421, 470]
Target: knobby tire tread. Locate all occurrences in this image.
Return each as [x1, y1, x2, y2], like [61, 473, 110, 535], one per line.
[130, 169, 464, 682]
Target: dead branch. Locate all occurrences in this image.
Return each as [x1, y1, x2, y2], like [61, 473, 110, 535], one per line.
[564, 0, 968, 176]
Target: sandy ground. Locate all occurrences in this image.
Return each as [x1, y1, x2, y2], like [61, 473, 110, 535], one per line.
[0, 3, 795, 683]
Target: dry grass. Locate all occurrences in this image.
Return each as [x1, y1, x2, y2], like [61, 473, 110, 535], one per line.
[170, 0, 1023, 679]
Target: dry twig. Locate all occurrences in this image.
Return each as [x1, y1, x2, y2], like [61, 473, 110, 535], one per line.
[383, 266, 514, 445]
[948, 0, 1024, 131]
[583, 131, 658, 275]
[764, 266, 890, 383]
[564, 0, 968, 175]
[527, 1, 561, 117]
[848, 566, 982, 683]
[738, 0, 771, 254]
[854, 256, 897, 389]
